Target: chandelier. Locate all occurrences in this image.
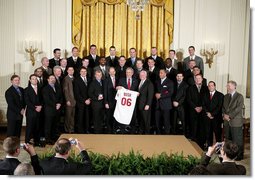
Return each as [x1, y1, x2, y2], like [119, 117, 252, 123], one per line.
[127, 0, 150, 20]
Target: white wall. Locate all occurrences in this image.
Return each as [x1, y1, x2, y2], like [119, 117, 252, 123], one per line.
[0, 0, 250, 124]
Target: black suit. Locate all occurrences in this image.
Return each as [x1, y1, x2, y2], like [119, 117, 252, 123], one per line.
[42, 84, 62, 142]
[166, 67, 177, 83]
[40, 150, 91, 175]
[49, 58, 60, 69]
[172, 81, 188, 135]
[86, 54, 100, 69]
[106, 56, 119, 67]
[73, 76, 90, 133]
[186, 84, 209, 148]
[67, 56, 82, 77]
[115, 65, 127, 79]
[104, 76, 118, 133]
[147, 67, 160, 86]
[200, 155, 246, 175]
[126, 57, 139, 68]
[5, 86, 25, 138]
[24, 85, 42, 144]
[88, 79, 105, 133]
[144, 56, 165, 69]
[202, 91, 224, 146]
[137, 79, 154, 134]
[184, 69, 193, 82]
[155, 78, 174, 134]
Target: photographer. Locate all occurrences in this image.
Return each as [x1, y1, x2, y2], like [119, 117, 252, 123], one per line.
[40, 138, 91, 175]
[199, 140, 246, 175]
[0, 136, 41, 175]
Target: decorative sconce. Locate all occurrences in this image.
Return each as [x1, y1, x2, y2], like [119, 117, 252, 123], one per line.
[200, 42, 225, 68]
[18, 40, 42, 66]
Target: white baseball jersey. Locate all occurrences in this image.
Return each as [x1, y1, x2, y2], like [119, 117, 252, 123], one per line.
[114, 88, 138, 125]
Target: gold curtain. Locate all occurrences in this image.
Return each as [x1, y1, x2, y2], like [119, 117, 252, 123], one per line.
[72, 0, 174, 59]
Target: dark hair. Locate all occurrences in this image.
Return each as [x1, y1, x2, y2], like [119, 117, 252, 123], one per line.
[99, 56, 106, 59]
[136, 59, 143, 63]
[129, 47, 136, 52]
[55, 138, 71, 155]
[176, 72, 184, 76]
[47, 74, 55, 80]
[3, 137, 20, 155]
[165, 58, 172, 62]
[189, 46, 195, 50]
[53, 48, 61, 54]
[189, 59, 196, 63]
[29, 74, 37, 80]
[189, 165, 212, 175]
[34, 67, 43, 73]
[90, 44, 97, 49]
[169, 49, 176, 54]
[11, 75, 20, 81]
[72, 47, 79, 51]
[223, 140, 239, 160]
[159, 69, 167, 73]
[195, 74, 203, 78]
[119, 55, 126, 59]
[151, 47, 157, 49]
[67, 66, 74, 71]
[193, 66, 200, 70]
[208, 81, 216, 86]
[109, 46, 116, 50]
[79, 66, 87, 72]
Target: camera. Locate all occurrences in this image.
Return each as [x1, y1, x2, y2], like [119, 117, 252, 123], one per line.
[70, 139, 77, 145]
[215, 142, 223, 153]
[20, 143, 25, 149]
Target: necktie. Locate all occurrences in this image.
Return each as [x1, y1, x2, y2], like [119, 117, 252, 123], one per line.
[177, 83, 180, 89]
[127, 78, 131, 90]
[139, 80, 143, 90]
[51, 85, 56, 92]
[99, 80, 102, 86]
[112, 77, 115, 88]
[16, 87, 21, 96]
[198, 85, 201, 93]
[229, 94, 232, 105]
[210, 92, 213, 100]
[102, 67, 105, 75]
[34, 86, 38, 95]
[83, 77, 87, 86]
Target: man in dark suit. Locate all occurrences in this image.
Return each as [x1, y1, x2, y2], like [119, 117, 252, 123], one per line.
[94, 56, 110, 80]
[42, 75, 63, 144]
[187, 66, 207, 86]
[24, 74, 42, 146]
[5, 75, 25, 138]
[126, 47, 139, 68]
[74, 67, 91, 133]
[67, 47, 82, 76]
[183, 46, 204, 74]
[115, 56, 128, 79]
[184, 59, 196, 82]
[133, 59, 144, 79]
[40, 57, 53, 80]
[49, 48, 61, 69]
[199, 141, 246, 175]
[202, 81, 224, 147]
[147, 58, 160, 86]
[105, 46, 119, 67]
[81, 58, 93, 80]
[222, 81, 244, 160]
[104, 67, 118, 133]
[40, 138, 91, 175]
[34, 67, 47, 89]
[59, 58, 68, 78]
[186, 74, 209, 148]
[137, 70, 154, 134]
[144, 47, 165, 69]
[117, 67, 139, 133]
[0, 137, 41, 175]
[155, 69, 174, 134]
[172, 72, 188, 135]
[88, 70, 105, 134]
[169, 49, 179, 70]
[85, 44, 100, 69]
[165, 58, 177, 83]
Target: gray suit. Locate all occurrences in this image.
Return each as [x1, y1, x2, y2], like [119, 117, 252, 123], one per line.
[183, 55, 204, 73]
[94, 65, 110, 80]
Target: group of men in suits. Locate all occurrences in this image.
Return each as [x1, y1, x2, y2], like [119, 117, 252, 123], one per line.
[5, 45, 244, 160]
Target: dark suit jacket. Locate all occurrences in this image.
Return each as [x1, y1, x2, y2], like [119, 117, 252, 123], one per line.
[137, 79, 154, 110]
[88, 79, 104, 108]
[166, 67, 177, 83]
[49, 58, 60, 69]
[115, 65, 127, 79]
[155, 78, 174, 110]
[202, 90, 224, 119]
[24, 85, 42, 118]
[172, 81, 188, 107]
[104, 76, 118, 108]
[5, 86, 25, 120]
[40, 66, 53, 80]
[118, 77, 138, 91]
[94, 65, 110, 80]
[183, 55, 204, 73]
[86, 54, 100, 69]
[105, 56, 119, 67]
[40, 150, 91, 175]
[184, 69, 193, 82]
[67, 56, 82, 69]
[73, 76, 90, 107]
[222, 92, 244, 127]
[144, 56, 165, 69]
[147, 67, 160, 85]
[126, 57, 139, 68]
[200, 155, 246, 175]
[186, 84, 208, 109]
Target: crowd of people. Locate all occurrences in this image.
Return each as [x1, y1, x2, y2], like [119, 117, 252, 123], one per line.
[4, 44, 245, 161]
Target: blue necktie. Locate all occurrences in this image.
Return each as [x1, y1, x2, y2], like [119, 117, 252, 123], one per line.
[16, 87, 21, 96]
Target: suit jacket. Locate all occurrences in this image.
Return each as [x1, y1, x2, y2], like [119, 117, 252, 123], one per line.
[172, 81, 188, 107]
[222, 92, 244, 127]
[40, 66, 53, 80]
[42, 84, 63, 114]
[73, 76, 90, 107]
[187, 76, 207, 86]
[86, 54, 100, 69]
[5, 86, 25, 120]
[183, 55, 204, 73]
[63, 75, 76, 107]
[147, 67, 160, 85]
[155, 78, 174, 110]
[24, 85, 42, 118]
[184, 69, 193, 82]
[137, 79, 154, 110]
[200, 155, 246, 175]
[133, 68, 143, 80]
[49, 58, 60, 69]
[144, 56, 165, 69]
[105, 56, 119, 67]
[126, 57, 139, 68]
[40, 150, 91, 175]
[93, 65, 110, 80]
[186, 84, 208, 109]
[88, 79, 104, 108]
[118, 77, 138, 91]
[67, 56, 82, 70]
[202, 90, 224, 119]
[115, 65, 127, 79]
[104, 76, 118, 108]
[166, 67, 177, 83]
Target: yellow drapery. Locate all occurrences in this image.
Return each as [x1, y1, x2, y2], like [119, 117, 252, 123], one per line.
[72, 0, 173, 58]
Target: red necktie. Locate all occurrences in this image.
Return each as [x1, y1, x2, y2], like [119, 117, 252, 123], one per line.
[127, 78, 131, 90]
[210, 93, 213, 100]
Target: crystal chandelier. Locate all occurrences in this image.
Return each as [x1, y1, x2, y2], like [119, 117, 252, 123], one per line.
[127, 0, 150, 20]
